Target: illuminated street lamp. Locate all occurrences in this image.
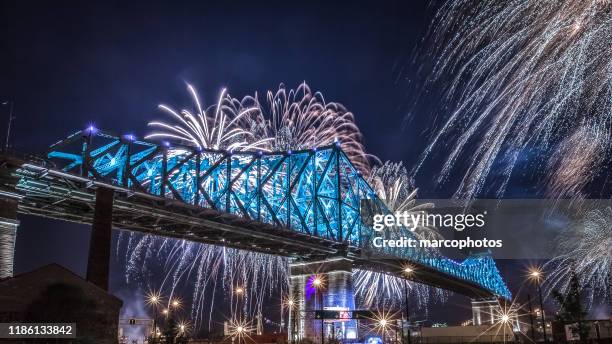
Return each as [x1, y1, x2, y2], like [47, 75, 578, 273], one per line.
[145, 290, 163, 337]
[528, 267, 548, 344]
[402, 265, 414, 344]
[171, 298, 182, 309]
[311, 275, 325, 344]
[178, 320, 190, 336]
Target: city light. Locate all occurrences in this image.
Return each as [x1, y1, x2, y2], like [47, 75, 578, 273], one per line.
[170, 298, 182, 309]
[528, 267, 543, 282]
[227, 319, 255, 341]
[177, 320, 190, 334]
[402, 264, 415, 275]
[145, 290, 163, 307]
[283, 297, 296, 310]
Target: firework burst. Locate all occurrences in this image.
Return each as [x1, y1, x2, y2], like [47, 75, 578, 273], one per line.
[121, 82, 381, 328]
[543, 207, 612, 306]
[413, 0, 611, 199]
[234, 82, 375, 174]
[146, 83, 272, 151]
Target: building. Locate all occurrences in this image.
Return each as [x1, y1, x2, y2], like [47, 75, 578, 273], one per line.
[420, 324, 516, 343]
[0, 263, 123, 344]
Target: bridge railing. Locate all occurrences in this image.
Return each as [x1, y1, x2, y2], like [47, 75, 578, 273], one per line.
[44, 128, 511, 299]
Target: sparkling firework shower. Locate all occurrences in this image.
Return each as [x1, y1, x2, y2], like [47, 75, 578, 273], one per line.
[121, 82, 380, 328]
[354, 161, 447, 310]
[543, 207, 612, 306]
[413, 0, 611, 199]
[232, 82, 375, 175]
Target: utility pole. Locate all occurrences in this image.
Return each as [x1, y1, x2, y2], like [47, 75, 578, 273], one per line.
[404, 280, 411, 344]
[2, 101, 15, 151]
[527, 294, 536, 342]
[536, 281, 548, 344]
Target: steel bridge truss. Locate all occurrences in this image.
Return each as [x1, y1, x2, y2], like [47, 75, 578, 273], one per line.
[35, 128, 510, 299]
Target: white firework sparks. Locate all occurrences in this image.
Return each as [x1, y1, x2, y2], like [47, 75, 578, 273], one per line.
[544, 207, 612, 306]
[413, 0, 611, 200]
[121, 82, 380, 328]
[119, 232, 288, 328]
[355, 161, 447, 310]
[146, 83, 272, 151]
[234, 82, 375, 174]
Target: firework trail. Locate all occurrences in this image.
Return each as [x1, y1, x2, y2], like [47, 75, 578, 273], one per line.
[412, 0, 611, 200]
[122, 82, 377, 327]
[543, 207, 612, 306]
[233, 82, 375, 175]
[119, 232, 288, 328]
[354, 161, 447, 310]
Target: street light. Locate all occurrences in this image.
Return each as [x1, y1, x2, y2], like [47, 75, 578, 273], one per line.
[402, 265, 414, 344]
[172, 300, 181, 308]
[145, 290, 163, 338]
[311, 275, 325, 344]
[528, 267, 548, 344]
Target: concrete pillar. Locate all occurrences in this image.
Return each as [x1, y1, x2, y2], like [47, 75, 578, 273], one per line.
[0, 197, 19, 279]
[86, 187, 114, 290]
[289, 257, 357, 343]
[471, 298, 499, 325]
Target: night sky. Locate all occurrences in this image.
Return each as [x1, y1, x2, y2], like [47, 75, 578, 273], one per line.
[0, 0, 585, 333]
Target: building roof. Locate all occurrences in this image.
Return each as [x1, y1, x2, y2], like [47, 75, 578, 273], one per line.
[0, 263, 122, 312]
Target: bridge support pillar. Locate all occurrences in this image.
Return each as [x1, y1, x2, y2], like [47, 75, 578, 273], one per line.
[288, 257, 357, 343]
[86, 187, 114, 291]
[0, 196, 19, 279]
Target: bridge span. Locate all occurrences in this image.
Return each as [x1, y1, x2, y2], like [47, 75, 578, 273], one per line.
[0, 128, 510, 302]
[0, 127, 513, 340]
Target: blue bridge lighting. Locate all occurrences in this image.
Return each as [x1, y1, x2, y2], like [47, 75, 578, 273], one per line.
[43, 128, 511, 299]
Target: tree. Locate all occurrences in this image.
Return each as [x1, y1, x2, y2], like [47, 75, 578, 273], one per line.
[163, 318, 179, 344]
[552, 272, 589, 342]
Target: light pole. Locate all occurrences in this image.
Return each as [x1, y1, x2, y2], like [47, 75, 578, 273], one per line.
[146, 290, 163, 339]
[402, 266, 413, 344]
[235, 287, 245, 323]
[285, 298, 296, 344]
[2, 101, 15, 151]
[527, 294, 536, 342]
[312, 276, 324, 344]
[529, 268, 548, 344]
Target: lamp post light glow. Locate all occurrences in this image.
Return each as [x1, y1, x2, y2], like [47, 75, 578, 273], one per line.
[145, 290, 163, 337]
[402, 265, 414, 344]
[527, 267, 548, 344]
[311, 275, 325, 344]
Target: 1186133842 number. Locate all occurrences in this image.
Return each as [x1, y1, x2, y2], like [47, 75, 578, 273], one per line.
[0, 323, 76, 338]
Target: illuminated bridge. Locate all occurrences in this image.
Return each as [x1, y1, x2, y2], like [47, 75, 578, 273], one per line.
[0, 127, 510, 338]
